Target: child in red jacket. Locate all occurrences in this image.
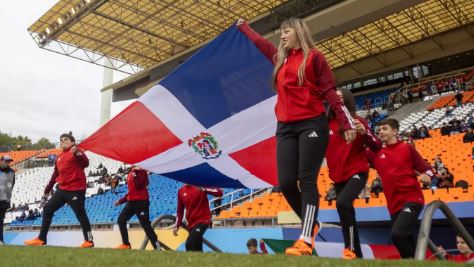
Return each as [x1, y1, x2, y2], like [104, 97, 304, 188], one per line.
[366, 118, 433, 258]
[115, 166, 159, 250]
[25, 133, 94, 248]
[173, 184, 223, 251]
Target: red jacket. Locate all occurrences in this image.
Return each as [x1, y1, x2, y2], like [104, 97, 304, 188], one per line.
[326, 116, 381, 183]
[366, 141, 434, 214]
[239, 22, 354, 130]
[44, 148, 89, 194]
[118, 169, 149, 204]
[175, 185, 223, 230]
[446, 252, 474, 262]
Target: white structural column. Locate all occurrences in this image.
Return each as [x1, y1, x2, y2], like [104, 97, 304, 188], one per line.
[100, 58, 114, 126]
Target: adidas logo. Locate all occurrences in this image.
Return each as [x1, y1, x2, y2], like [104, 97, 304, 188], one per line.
[380, 154, 386, 159]
[329, 130, 334, 135]
[352, 174, 360, 180]
[402, 207, 411, 213]
[72, 196, 78, 201]
[140, 211, 145, 216]
[196, 228, 201, 232]
[308, 131, 318, 138]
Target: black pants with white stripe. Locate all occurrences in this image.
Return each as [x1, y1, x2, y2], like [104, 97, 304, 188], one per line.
[334, 172, 368, 258]
[276, 116, 329, 240]
[185, 223, 209, 251]
[39, 189, 92, 243]
[390, 202, 423, 258]
[117, 200, 158, 249]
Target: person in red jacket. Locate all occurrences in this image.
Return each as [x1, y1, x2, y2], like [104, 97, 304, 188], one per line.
[24, 133, 94, 248]
[247, 238, 268, 254]
[237, 18, 356, 256]
[439, 235, 474, 263]
[326, 89, 381, 259]
[173, 184, 223, 251]
[114, 166, 159, 250]
[366, 118, 433, 258]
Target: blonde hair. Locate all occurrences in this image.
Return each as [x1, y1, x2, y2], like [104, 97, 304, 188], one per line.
[271, 18, 315, 90]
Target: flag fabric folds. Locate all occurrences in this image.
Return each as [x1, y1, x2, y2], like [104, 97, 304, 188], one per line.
[80, 25, 279, 189]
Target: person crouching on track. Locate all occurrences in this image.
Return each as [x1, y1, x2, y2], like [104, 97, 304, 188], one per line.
[114, 166, 160, 250]
[24, 133, 94, 248]
[173, 184, 223, 251]
[325, 89, 382, 259]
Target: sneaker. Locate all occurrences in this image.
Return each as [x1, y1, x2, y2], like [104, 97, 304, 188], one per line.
[285, 239, 313, 256]
[0, 241, 4, 246]
[80, 240, 94, 248]
[24, 238, 46, 246]
[342, 248, 357, 260]
[116, 244, 131, 250]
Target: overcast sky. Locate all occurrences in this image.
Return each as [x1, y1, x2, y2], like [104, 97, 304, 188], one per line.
[0, 1, 132, 143]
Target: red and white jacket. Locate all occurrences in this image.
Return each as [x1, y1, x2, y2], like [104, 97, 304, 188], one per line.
[44, 147, 89, 194]
[326, 116, 381, 183]
[118, 168, 149, 204]
[239, 22, 355, 130]
[175, 185, 223, 230]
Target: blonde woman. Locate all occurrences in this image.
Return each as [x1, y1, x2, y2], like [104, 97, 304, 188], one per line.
[237, 18, 356, 256]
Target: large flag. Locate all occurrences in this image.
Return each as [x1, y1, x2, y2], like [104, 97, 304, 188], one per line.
[80, 25, 279, 189]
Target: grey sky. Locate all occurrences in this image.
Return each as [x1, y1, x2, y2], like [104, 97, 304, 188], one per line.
[0, 1, 132, 143]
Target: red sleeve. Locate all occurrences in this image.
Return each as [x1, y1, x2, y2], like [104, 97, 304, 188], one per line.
[238, 22, 277, 63]
[74, 149, 89, 168]
[118, 194, 128, 204]
[260, 241, 268, 254]
[203, 188, 223, 197]
[313, 52, 355, 131]
[44, 166, 58, 194]
[408, 145, 434, 178]
[133, 170, 148, 189]
[175, 189, 184, 228]
[359, 118, 382, 151]
[365, 148, 377, 166]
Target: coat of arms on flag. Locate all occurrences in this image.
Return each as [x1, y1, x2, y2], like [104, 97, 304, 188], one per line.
[188, 132, 222, 159]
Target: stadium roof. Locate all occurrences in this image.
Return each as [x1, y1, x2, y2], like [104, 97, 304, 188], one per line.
[28, 0, 294, 74]
[317, 0, 474, 70]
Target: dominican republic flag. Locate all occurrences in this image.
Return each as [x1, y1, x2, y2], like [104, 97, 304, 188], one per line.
[80, 25, 278, 189]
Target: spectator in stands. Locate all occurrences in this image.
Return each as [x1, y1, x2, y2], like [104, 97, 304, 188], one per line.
[433, 167, 454, 189]
[114, 166, 160, 250]
[463, 128, 474, 143]
[174, 185, 223, 251]
[407, 90, 413, 103]
[33, 208, 41, 218]
[455, 91, 464, 107]
[370, 175, 383, 197]
[409, 127, 419, 140]
[418, 124, 431, 139]
[433, 156, 445, 173]
[324, 183, 336, 206]
[366, 118, 434, 259]
[441, 123, 452, 136]
[27, 210, 35, 220]
[111, 175, 118, 194]
[0, 155, 15, 245]
[247, 238, 268, 254]
[438, 235, 474, 263]
[24, 133, 94, 248]
[451, 120, 462, 135]
[18, 211, 26, 222]
[466, 113, 474, 129]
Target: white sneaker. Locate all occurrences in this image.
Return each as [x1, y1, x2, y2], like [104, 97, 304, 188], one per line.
[0, 241, 4, 245]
